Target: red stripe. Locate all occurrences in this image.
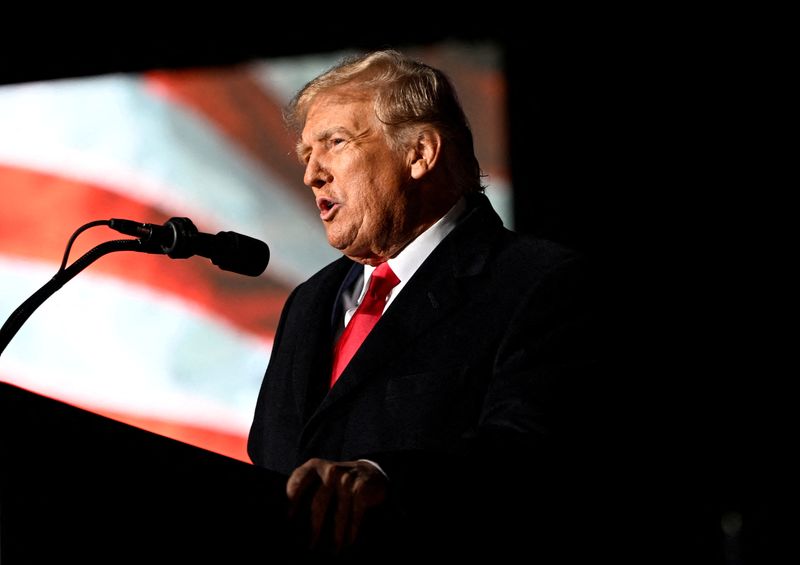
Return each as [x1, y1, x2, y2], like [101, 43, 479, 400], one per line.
[0, 380, 251, 462]
[87, 405, 251, 463]
[0, 164, 288, 340]
[143, 67, 317, 216]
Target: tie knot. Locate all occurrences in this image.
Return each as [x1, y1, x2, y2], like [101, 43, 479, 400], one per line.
[368, 262, 400, 300]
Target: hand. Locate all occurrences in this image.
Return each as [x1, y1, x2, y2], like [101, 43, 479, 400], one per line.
[286, 458, 388, 553]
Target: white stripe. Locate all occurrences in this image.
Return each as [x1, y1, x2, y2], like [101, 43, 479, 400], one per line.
[0, 255, 270, 434]
[0, 74, 339, 285]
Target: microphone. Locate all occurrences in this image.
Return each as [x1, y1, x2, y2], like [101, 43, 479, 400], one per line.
[108, 217, 270, 277]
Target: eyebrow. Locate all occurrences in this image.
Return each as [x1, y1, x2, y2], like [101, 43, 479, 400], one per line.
[296, 127, 352, 162]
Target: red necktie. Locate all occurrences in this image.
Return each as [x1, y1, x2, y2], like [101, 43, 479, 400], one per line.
[331, 262, 400, 387]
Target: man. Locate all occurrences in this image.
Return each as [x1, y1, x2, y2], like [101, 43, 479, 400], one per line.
[248, 49, 599, 561]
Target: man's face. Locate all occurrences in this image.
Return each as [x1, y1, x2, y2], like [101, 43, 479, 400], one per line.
[298, 90, 417, 264]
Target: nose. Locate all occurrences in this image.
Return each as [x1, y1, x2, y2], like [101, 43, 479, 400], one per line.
[303, 154, 332, 189]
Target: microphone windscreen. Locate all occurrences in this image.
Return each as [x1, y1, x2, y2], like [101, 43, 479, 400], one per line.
[209, 231, 270, 277]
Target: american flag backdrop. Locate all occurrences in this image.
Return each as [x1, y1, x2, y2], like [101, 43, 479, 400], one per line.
[0, 42, 510, 463]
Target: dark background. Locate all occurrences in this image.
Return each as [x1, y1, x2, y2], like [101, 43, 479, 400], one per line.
[0, 23, 770, 564]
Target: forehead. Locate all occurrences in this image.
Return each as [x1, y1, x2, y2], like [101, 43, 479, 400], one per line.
[301, 89, 376, 139]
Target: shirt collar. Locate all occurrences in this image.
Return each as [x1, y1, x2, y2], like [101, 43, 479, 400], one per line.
[363, 196, 467, 289]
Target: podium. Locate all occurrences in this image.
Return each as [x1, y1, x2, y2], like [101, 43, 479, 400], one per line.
[0, 382, 295, 562]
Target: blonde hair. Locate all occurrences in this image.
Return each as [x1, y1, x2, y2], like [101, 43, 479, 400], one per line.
[285, 50, 485, 195]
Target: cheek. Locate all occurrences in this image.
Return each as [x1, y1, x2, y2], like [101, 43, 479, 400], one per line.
[360, 177, 396, 220]
[340, 151, 406, 220]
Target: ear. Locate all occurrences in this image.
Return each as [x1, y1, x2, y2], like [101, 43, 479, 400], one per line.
[409, 128, 442, 180]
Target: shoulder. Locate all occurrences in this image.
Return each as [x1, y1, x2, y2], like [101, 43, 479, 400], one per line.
[438, 193, 592, 299]
[480, 228, 588, 295]
[502, 231, 582, 268]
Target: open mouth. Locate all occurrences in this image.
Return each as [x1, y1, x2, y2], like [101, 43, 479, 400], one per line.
[316, 196, 340, 220]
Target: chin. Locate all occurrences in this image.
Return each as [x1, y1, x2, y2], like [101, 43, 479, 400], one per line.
[324, 230, 347, 250]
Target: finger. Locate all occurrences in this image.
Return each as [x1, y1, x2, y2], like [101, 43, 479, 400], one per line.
[348, 473, 368, 546]
[286, 459, 324, 519]
[287, 458, 322, 500]
[348, 466, 389, 546]
[309, 478, 334, 549]
[333, 469, 356, 552]
[308, 462, 354, 547]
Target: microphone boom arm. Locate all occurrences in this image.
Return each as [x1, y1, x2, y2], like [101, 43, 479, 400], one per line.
[0, 239, 163, 358]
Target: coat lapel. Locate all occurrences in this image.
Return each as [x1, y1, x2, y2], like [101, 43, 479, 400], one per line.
[289, 257, 354, 422]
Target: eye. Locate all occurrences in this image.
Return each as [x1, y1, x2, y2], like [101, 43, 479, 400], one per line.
[330, 137, 346, 147]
